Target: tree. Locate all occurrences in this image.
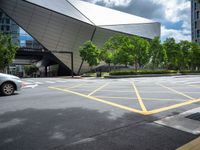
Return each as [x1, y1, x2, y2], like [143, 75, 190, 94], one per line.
[189, 42, 200, 70]
[78, 41, 100, 73]
[99, 49, 113, 71]
[149, 37, 167, 69]
[130, 36, 150, 70]
[163, 38, 180, 70]
[178, 40, 191, 70]
[102, 35, 134, 67]
[24, 65, 39, 76]
[0, 33, 18, 71]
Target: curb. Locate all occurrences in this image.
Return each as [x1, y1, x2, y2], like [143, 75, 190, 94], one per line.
[105, 73, 200, 79]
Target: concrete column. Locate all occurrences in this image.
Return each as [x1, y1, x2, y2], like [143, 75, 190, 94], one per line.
[45, 66, 48, 77]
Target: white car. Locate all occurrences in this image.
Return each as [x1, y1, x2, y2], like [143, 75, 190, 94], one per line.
[0, 73, 22, 96]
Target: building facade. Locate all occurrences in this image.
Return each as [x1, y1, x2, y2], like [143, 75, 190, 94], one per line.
[0, 0, 161, 75]
[191, 0, 200, 44]
[0, 10, 20, 45]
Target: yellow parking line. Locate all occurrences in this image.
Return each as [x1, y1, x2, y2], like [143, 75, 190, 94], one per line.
[95, 96, 134, 100]
[190, 85, 200, 88]
[148, 98, 200, 115]
[176, 136, 200, 150]
[157, 83, 194, 100]
[142, 98, 187, 101]
[48, 86, 144, 115]
[88, 83, 109, 96]
[131, 81, 147, 112]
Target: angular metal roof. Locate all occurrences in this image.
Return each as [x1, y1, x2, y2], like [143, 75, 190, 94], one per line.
[25, 0, 93, 24]
[25, 0, 157, 26]
[68, 0, 156, 26]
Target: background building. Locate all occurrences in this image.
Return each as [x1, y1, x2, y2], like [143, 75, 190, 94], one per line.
[20, 31, 42, 49]
[0, 10, 20, 45]
[191, 0, 200, 44]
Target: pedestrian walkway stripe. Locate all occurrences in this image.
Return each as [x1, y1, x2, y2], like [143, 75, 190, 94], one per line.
[131, 81, 147, 112]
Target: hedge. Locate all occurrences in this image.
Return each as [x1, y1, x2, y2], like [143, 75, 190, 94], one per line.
[109, 70, 200, 76]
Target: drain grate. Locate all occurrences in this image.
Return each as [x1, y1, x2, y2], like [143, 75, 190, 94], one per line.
[186, 113, 200, 121]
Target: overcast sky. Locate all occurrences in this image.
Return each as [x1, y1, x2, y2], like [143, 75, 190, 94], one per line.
[83, 0, 191, 42]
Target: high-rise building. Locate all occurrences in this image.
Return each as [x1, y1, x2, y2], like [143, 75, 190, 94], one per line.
[0, 10, 20, 45]
[191, 0, 200, 44]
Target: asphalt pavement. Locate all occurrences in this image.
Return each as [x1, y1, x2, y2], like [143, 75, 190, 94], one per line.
[0, 75, 199, 150]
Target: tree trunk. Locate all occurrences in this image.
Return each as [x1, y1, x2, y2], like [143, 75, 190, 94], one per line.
[77, 59, 85, 75]
[108, 63, 111, 72]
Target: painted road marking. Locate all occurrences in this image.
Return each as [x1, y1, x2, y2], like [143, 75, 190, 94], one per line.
[48, 81, 200, 115]
[93, 96, 187, 102]
[131, 81, 147, 112]
[95, 96, 134, 100]
[190, 85, 200, 88]
[45, 81, 56, 84]
[87, 83, 110, 96]
[155, 107, 200, 135]
[48, 86, 144, 115]
[177, 137, 200, 150]
[142, 98, 187, 101]
[56, 80, 67, 83]
[157, 83, 194, 100]
[25, 80, 34, 82]
[148, 98, 200, 115]
[35, 82, 43, 85]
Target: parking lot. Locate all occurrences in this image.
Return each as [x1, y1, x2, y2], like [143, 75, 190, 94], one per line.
[0, 75, 199, 150]
[49, 77, 200, 116]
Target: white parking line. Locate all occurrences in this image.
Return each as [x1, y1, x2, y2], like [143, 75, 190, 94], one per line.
[24, 80, 34, 82]
[56, 80, 67, 83]
[45, 81, 56, 84]
[35, 82, 43, 85]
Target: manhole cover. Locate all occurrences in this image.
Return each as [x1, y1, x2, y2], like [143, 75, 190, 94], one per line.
[186, 113, 200, 121]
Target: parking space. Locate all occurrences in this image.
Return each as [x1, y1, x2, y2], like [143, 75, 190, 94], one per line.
[49, 76, 200, 116]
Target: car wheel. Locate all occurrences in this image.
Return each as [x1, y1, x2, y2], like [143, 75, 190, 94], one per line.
[0, 82, 15, 96]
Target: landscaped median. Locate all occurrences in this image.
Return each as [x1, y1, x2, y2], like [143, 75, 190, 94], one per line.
[105, 70, 200, 78]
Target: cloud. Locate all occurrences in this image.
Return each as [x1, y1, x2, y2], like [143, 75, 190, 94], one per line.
[82, 0, 191, 42]
[87, 0, 132, 7]
[161, 26, 191, 42]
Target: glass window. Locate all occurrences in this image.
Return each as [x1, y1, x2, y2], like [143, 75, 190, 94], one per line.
[195, 21, 197, 28]
[6, 19, 10, 24]
[6, 25, 10, 31]
[195, 2, 197, 10]
[1, 18, 4, 24]
[197, 30, 200, 38]
[1, 25, 4, 31]
[197, 11, 200, 19]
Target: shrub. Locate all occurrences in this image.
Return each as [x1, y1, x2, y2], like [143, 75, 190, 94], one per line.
[110, 70, 178, 75]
